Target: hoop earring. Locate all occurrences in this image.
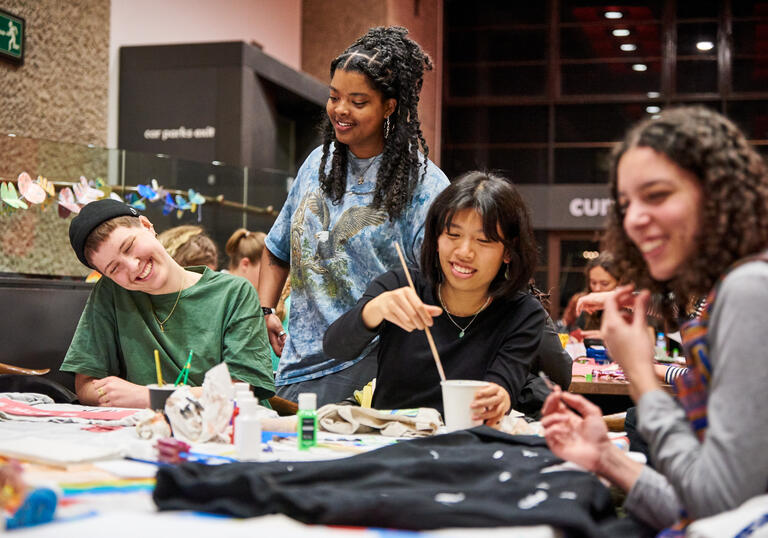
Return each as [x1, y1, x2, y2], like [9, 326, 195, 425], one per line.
[384, 116, 391, 139]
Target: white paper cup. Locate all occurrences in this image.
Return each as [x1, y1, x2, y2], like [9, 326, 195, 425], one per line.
[440, 380, 489, 432]
[148, 384, 178, 410]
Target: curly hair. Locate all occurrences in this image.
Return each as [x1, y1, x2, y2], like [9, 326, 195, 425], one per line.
[318, 26, 433, 220]
[603, 106, 768, 312]
[420, 171, 538, 299]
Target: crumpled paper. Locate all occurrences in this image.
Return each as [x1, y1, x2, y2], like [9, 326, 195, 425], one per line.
[164, 363, 234, 443]
[135, 409, 171, 440]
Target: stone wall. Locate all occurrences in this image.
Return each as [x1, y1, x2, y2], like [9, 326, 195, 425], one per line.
[0, 0, 109, 276]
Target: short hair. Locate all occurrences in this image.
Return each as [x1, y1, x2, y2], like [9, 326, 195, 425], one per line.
[420, 171, 538, 299]
[83, 216, 142, 268]
[157, 225, 218, 269]
[225, 228, 266, 270]
[604, 106, 768, 307]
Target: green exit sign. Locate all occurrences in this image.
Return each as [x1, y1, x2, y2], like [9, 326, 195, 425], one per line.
[0, 9, 24, 64]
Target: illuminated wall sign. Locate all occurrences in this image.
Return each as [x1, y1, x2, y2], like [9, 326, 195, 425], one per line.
[517, 185, 612, 230]
[568, 197, 612, 217]
[0, 9, 24, 64]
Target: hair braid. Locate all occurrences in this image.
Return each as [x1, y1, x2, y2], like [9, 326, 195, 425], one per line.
[319, 26, 432, 219]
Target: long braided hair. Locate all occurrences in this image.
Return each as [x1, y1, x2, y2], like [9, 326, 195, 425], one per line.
[318, 26, 433, 220]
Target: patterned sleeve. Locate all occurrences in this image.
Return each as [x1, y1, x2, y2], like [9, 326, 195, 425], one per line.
[404, 159, 449, 266]
[265, 147, 322, 262]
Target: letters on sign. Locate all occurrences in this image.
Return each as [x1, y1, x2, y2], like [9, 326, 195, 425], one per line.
[568, 198, 612, 217]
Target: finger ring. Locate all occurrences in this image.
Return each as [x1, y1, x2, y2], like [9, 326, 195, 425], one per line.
[96, 387, 105, 397]
[279, 331, 286, 337]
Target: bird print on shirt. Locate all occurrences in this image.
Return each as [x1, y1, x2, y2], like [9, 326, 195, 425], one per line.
[304, 190, 388, 274]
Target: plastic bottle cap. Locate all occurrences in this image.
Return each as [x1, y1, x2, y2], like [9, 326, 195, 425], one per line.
[238, 399, 260, 416]
[298, 392, 316, 411]
[233, 382, 250, 393]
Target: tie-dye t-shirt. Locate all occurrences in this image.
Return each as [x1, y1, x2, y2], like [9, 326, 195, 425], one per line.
[265, 145, 449, 385]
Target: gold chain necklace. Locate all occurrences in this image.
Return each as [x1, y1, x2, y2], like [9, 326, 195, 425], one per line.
[152, 273, 185, 332]
[437, 283, 491, 339]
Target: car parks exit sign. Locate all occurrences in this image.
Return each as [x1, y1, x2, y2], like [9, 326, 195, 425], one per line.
[0, 9, 24, 64]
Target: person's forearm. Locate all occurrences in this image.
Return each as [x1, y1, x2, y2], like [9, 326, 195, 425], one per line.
[323, 302, 377, 361]
[627, 367, 661, 403]
[595, 443, 645, 492]
[257, 247, 289, 308]
[361, 298, 384, 329]
[75, 374, 100, 406]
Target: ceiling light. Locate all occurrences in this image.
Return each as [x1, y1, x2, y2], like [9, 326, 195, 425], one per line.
[7, 133, 16, 137]
[647, 91, 660, 98]
[211, 160, 222, 166]
[696, 41, 715, 52]
[605, 11, 623, 19]
[620, 43, 637, 52]
[646, 105, 661, 114]
[632, 64, 647, 71]
[612, 29, 630, 37]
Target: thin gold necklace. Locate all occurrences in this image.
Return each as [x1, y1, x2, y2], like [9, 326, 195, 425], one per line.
[353, 154, 381, 185]
[437, 283, 491, 339]
[152, 273, 185, 333]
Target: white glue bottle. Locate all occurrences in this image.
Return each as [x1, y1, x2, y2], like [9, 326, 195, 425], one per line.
[235, 399, 262, 461]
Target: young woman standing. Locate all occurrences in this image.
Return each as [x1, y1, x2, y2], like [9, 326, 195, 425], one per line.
[258, 27, 449, 405]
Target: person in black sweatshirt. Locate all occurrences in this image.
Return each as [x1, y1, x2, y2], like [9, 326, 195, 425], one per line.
[324, 171, 546, 427]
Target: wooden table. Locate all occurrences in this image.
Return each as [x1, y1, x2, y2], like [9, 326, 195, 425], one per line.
[569, 376, 675, 396]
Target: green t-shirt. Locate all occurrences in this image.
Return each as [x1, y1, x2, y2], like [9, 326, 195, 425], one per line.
[61, 267, 275, 400]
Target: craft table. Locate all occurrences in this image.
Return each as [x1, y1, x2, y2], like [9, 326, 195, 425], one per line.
[0, 402, 560, 537]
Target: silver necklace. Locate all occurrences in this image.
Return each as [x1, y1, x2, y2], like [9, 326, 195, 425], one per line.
[352, 154, 381, 185]
[437, 283, 491, 339]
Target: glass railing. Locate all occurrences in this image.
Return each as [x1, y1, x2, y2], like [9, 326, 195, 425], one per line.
[0, 134, 290, 278]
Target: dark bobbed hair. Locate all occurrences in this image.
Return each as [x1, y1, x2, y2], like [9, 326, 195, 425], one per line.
[319, 26, 432, 220]
[420, 171, 538, 299]
[604, 106, 768, 311]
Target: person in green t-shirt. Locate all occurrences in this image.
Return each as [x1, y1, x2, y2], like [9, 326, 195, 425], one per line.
[61, 199, 274, 408]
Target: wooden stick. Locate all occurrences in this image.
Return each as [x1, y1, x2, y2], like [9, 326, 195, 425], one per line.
[393, 242, 447, 382]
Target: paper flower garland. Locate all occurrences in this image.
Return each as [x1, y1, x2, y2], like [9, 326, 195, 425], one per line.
[0, 172, 206, 221]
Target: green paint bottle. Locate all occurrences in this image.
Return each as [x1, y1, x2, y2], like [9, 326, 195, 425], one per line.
[297, 393, 318, 450]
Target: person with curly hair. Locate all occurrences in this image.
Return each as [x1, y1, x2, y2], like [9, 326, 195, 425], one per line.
[541, 106, 768, 532]
[258, 26, 449, 405]
[324, 172, 546, 426]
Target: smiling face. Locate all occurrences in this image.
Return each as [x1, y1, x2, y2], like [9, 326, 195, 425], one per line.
[617, 146, 704, 281]
[89, 216, 182, 295]
[326, 69, 396, 158]
[588, 266, 618, 292]
[437, 208, 509, 311]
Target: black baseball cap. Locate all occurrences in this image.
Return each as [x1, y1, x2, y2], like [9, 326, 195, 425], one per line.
[69, 199, 140, 268]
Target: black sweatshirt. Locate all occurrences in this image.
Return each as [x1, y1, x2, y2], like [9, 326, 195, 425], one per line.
[323, 268, 546, 413]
